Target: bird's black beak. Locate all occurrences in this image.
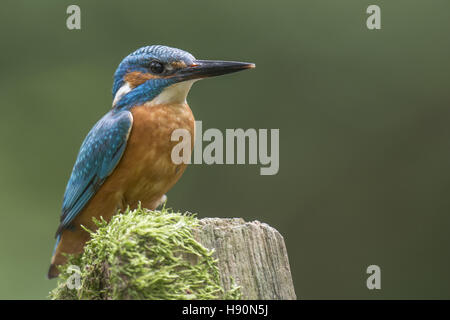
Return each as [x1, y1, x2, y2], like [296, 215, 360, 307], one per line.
[175, 60, 255, 81]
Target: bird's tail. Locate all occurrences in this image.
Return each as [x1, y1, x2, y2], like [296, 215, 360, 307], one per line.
[47, 234, 61, 279]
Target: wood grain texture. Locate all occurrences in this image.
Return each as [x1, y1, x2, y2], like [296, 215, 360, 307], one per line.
[194, 218, 297, 300]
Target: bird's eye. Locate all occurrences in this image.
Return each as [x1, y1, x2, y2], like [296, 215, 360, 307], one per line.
[149, 61, 165, 74]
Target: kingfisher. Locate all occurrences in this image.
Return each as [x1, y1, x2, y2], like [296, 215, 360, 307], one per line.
[48, 45, 254, 279]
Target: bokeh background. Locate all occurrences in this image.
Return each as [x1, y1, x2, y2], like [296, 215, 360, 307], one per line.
[1, 0, 449, 299]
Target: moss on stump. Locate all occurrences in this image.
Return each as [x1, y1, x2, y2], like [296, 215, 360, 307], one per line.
[49, 206, 240, 300]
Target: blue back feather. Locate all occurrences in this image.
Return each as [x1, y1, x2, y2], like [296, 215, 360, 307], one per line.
[56, 110, 132, 235]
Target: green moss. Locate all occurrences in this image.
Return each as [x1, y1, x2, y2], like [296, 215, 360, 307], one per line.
[49, 205, 241, 300]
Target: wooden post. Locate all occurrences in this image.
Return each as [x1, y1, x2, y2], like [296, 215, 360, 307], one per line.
[194, 218, 297, 300]
[50, 211, 297, 300]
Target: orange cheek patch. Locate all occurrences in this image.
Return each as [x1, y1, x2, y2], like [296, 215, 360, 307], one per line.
[124, 71, 158, 88]
[171, 61, 187, 69]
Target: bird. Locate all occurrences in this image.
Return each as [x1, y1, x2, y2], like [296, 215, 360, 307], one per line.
[48, 45, 255, 279]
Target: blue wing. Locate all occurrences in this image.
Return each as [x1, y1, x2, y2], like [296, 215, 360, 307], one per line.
[55, 110, 133, 236]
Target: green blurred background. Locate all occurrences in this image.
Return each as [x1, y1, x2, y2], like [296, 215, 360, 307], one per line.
[1, 0, 449, 299]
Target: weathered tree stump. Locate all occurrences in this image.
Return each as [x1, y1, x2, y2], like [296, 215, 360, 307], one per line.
[50, 209, 296, 300]
[194, 218, 297, 300]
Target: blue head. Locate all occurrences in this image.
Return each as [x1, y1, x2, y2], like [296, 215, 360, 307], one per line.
[112, 45, 254, 110]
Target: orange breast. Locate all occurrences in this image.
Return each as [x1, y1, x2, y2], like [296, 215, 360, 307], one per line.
[52, 103, 195, 271]
[116, 103, 195, 208]
[79, 102, 195, 221]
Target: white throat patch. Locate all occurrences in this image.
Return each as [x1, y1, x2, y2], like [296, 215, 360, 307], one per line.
[147, 80, 196, 106]
[112, 83, 132, 107]
[112, 80, 196, 108]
